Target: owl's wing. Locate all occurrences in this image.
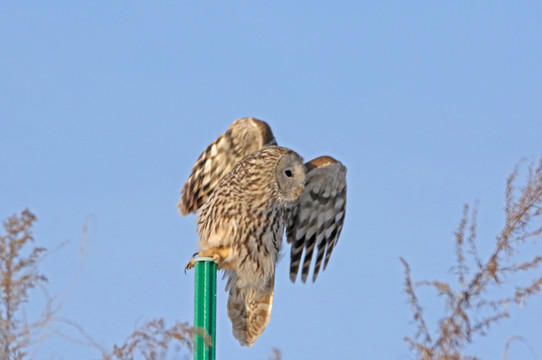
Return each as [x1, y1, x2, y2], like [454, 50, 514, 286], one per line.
[178, 117, 276, 215]
[287, 156, 347, 283]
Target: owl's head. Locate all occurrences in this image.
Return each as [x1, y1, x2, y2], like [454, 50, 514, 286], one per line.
[275, 150, 306, 205]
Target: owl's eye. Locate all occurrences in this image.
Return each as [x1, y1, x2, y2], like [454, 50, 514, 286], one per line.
[284, 169, 293, 177]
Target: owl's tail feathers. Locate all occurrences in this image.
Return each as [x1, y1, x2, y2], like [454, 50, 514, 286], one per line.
[227, 277, 274, 347]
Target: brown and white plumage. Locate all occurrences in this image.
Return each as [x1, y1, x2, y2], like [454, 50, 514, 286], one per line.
[226, 273, 274, 346]
[178, 117, 276, 215]
[196, 146, 305, 346]
[179, 118, 347, 346]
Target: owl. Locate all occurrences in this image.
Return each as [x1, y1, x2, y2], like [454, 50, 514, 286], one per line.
[179, 117, 347, 346]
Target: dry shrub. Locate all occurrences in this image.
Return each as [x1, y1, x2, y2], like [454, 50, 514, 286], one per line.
[401, 159, 542, 360]
[101, 321, 281, 360]
[102, 319, 193, 360]
[0, 209, 48, 360]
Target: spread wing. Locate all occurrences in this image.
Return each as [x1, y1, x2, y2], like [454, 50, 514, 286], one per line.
[178, 117, 276, 215]
[287, 156, 347, 283]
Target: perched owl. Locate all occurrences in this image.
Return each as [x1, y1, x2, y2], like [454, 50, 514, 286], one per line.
[180, 117, 347, 346]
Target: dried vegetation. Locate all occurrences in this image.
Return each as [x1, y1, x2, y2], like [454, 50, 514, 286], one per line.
[0, 210, 47, 360]
[401, 159, 542, 359]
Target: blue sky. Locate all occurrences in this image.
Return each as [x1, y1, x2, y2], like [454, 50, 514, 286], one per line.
[1, 2, 542, 359]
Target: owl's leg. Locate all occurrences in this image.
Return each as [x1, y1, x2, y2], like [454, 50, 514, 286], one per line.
[185, 246, 232, 272]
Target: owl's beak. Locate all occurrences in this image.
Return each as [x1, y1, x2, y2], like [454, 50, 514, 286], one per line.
[297, 187, 303, 195]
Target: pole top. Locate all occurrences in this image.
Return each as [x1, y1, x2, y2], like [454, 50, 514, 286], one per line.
[194, 257, 216, 264]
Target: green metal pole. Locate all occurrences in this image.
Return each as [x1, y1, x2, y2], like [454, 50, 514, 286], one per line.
[194, 257, 217, 360]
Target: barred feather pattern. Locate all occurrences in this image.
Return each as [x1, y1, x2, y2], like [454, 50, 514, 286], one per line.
[180, 118, 348, 346]
[196, 146, 305, 346]
[287, 156, 347, 283]
[178, 117, 276, 215]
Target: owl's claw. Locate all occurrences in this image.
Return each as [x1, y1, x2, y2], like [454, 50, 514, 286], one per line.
[184, 246, 232, 274]
[184, 258, 196, 274]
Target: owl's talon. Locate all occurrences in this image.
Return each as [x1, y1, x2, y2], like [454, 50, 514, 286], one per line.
[184, 247, 232, 272]
[184, 258, 196, 274]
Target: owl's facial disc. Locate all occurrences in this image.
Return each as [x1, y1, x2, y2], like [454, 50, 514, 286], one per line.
[275, 152, 306, 204]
